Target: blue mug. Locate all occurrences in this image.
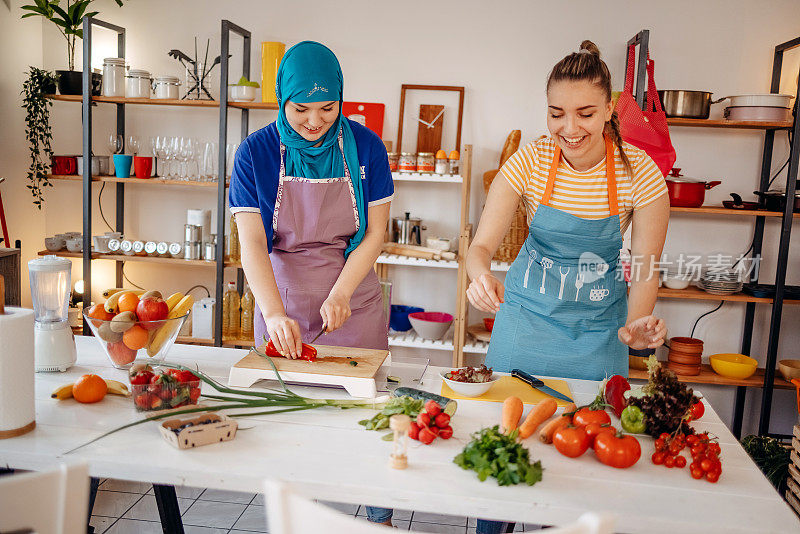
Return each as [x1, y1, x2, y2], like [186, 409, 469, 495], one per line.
[113, 154, 133, 178]
[389, 305, 424, 332]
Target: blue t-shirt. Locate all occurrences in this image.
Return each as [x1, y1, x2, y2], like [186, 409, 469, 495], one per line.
[229, 119, 394, 252]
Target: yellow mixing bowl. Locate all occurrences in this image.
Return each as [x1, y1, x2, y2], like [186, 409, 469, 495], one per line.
[709, 353, 758, 380]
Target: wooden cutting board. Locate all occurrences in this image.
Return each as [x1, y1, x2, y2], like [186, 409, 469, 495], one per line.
[228, 344, 390, 398]
[441, 375, 573, 407]
[467, 323, 491, 342]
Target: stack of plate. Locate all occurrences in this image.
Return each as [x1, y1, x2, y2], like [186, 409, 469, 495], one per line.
[698, 270, 743, 295]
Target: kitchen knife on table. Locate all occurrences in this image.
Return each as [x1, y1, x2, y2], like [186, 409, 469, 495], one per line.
[511, 368, 574, 403]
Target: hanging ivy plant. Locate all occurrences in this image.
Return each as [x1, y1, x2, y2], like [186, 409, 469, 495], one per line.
[22, 67, 58, 209]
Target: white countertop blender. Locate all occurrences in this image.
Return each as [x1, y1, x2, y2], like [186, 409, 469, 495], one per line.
[28, 255, 77, 372]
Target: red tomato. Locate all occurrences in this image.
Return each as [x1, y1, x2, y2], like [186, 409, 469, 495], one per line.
[584, 422, 616, 449]
[573, 407, 611, 427]
[594, 432, 641, 469]
[689, 401, 705, 421]
[553, 425, 590, 458]
[189, 387, 201, 403]
[177, 370, 199, 383]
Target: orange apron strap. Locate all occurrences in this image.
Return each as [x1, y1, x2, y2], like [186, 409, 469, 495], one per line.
[605, 138, 619, 217]
[540, 145, 561, 207]
[541, 138, 620, 215]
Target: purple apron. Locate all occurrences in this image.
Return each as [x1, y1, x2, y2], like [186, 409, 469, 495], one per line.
[254, 133, 388, 350]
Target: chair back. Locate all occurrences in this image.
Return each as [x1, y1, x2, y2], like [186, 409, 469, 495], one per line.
[0, 462, 89, 534]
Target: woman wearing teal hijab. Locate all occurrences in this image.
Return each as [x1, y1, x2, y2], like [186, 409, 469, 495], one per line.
[229, 41, 394, 361]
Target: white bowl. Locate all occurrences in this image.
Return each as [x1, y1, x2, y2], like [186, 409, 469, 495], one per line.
[228, 85, 256, 102]
[93, 235, 111, 253]
[426, 236, 452, 252]
[663, 276, 691, 290]
[408, 312, 453, 340]
[440, 370, 499, 397]
[45, 237, 66, 251]
[65, 238, 83, 253]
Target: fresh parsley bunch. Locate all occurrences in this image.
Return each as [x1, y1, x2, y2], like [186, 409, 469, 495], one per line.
[454, 426, 543, 486]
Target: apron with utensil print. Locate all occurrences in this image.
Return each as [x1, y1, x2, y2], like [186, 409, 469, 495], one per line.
[253, 132, 388, 350]
[486, 138, 628, 380]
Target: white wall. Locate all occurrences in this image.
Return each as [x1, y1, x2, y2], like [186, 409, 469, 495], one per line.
[3, 0, 800, 435]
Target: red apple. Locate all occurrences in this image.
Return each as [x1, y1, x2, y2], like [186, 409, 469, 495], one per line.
[136, 297, 169, 330]
[107, 341, 137, 366]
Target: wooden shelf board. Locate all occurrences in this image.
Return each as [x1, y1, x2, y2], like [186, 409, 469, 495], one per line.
[48, 174, 223, 188]
[670, 205, 799, 218]
[46, 94, 278, 110]
[656, 285, 800, 305]
[629, 363, 794, 389]
[176, 336, 254, 348]
[391, 172, 463, 183]
[37, 249, 238, 268]
[667, 117, 794, 129]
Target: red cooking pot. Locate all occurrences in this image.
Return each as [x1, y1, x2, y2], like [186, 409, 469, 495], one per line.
[666, 168, 721, 208]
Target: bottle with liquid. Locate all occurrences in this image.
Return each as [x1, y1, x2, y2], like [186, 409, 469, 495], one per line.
[241, 284, 254, 341]
[229, 215, 241, 261]
[222, 282, 241, 340]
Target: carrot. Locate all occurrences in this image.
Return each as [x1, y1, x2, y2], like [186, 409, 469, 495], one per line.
[538, 402, 577, 444]
[501, 396, 524, 434]
[517, 398, 558, 439]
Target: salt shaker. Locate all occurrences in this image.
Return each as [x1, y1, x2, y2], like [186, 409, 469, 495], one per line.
[389, 414, 411, 470]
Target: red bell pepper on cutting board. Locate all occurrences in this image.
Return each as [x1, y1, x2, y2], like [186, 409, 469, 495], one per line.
[265, 340, 318, 362]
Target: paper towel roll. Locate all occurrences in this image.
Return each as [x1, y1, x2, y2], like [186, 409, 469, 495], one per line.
[0, 307, 36, 438]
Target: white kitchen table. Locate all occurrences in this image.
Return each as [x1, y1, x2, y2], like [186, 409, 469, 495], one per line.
[0, 336, 797, 534]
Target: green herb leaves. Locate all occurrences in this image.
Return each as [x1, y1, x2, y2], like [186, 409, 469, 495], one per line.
[454, 426, 543, 486]
[358, 396, 423, 431]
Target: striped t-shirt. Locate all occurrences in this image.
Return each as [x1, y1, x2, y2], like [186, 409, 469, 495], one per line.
[500, 136, 668, 233]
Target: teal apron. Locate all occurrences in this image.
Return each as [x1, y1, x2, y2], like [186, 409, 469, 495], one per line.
[486, 138, 628, 381]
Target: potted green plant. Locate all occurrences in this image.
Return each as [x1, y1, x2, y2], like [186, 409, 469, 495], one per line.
[22, 67, 59, 208]
[21, 0, 125, 95]
[229, 76, 259, 102]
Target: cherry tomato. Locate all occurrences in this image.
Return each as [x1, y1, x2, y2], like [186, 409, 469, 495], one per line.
[706, 471, 720, 483]
[664, 456, 675, 468]
[689, 401, 705, 421]
[655, 438, 666, 450]
[594, 432, 641, 469]
[686, 434, 699, 446]
[553, 425, 591, 458]
[675, 456, 687, 468]
[691, 467, 704, 479]
[585, 422, 616, 449]
[700, 459, 713, 472]
[651, 452, 666, 465]
[708, 443, 721, 455]
[573, 407, 611, 427]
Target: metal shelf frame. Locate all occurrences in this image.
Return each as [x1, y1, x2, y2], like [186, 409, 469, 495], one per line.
[78, 17, 251, 346]
[627, 30, 800, 438]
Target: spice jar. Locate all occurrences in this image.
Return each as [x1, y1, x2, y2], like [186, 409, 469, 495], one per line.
[132, 240, 146, 256]
[144, 241, 157, 256]
[435, 150, 448, 174]
[416, 152, 435, 174]
[387, 152, 399, 172]
[448, 150, 460, 176]
[398, 152, 416, 173]
[102, 58, 126, 97]
[152, 75, 180, 100]
[126, 69, 152, 99]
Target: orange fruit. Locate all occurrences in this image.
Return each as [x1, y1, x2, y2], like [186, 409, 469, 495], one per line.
[123, 324, 148, 350]
[117, 292, 140, 314]
[72, 374, 108, 403]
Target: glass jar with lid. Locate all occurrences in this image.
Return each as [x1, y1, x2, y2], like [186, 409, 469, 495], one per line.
[152, 75, 181, 100]
[126, 69, 152, 99]
[387, 153, 399, 172]
[398, 153, 416, 173]
[416, 152, 435, 174]
[102, 58, 126, 97]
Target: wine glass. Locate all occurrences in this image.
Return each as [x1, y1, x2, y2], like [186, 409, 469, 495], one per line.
[127, 135, 140, 156]
[168, 136, 180, 179]
[189, 137, 201, 179]
[179, 137, 192, 179]
[107, 134, 122, 155]
[226, 143, 238, 179]
[202, 141, 216, 182]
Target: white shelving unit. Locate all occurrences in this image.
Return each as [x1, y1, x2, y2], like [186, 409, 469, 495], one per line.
[391, 172, 463, 183]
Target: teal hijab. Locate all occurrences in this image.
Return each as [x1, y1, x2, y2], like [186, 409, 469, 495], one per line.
[275, 41, 365, 257]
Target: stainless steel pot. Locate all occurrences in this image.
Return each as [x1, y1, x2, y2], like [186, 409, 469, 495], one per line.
[391, 212, 426, 246]
[657, 90, 725, 119]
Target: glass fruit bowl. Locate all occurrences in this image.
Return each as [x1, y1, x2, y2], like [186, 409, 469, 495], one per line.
[83, 310, 189, 369]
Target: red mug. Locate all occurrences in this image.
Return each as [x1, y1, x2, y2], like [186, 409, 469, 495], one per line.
[51, 155, 77, 175]
[133, 156, 153, 179]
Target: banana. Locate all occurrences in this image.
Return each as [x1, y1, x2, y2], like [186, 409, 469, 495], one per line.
[104, 289, 146, 313]
[165, 292, 184, 311]
[51, 383, 74, 400]
[104, 379, 130, 397]
[148, 294, 194, 357]
[103, 288, 125, 298]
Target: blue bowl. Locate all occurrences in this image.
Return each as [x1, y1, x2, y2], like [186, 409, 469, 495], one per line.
[113, 154, 133, 178]
[389, 305, 424, 332]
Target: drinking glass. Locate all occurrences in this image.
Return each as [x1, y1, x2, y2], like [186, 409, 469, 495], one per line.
[154, 136, 168, 177]
[225, 143, 238, 178]
[188, 138, 201, 179]
[168, 136, 180, 179]
[127, 135, 140, 156]
[107, 134, 123, 155]
[202, 141, 216, 181]
[179, 137, 192, 179]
